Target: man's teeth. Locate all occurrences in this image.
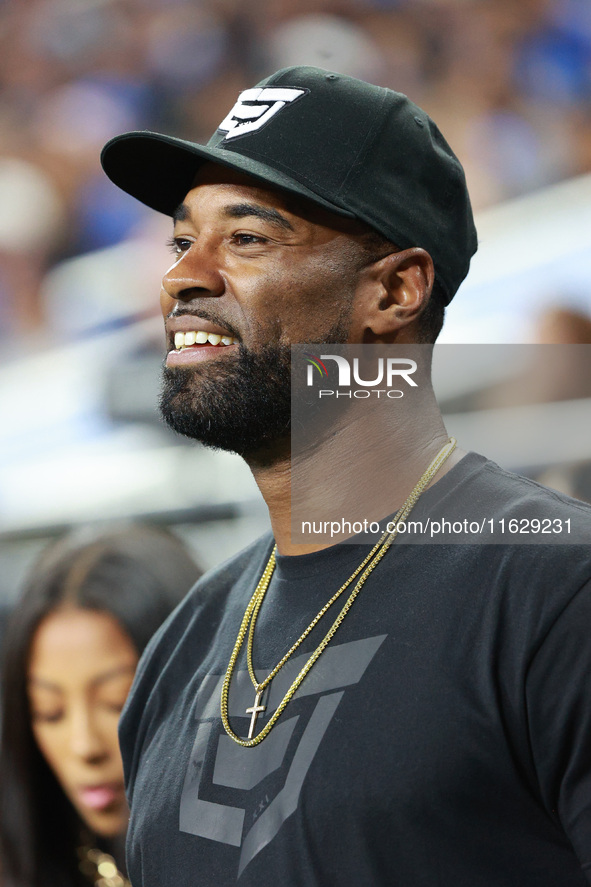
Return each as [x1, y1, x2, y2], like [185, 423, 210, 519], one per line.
[174, 331, 239, 350]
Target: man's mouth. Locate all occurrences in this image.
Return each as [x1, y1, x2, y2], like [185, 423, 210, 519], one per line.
[173, 330, 240, 351]
[166, 326, 241, 367]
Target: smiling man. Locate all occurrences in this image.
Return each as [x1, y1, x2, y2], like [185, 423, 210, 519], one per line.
[101, 67, 591, 886]
[158, 164, 375, 457]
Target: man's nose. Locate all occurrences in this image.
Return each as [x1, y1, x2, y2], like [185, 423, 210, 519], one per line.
[161, 241, 225, 303]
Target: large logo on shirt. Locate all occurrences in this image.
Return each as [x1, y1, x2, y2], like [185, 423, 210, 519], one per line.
[179, 636, 385, 879]
[217, 87, 308, 141]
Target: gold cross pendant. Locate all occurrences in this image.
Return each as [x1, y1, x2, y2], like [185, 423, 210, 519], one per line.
[245, 689, 266, 740]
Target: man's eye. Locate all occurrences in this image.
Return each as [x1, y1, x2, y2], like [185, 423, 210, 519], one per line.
[232, 233, 267, 246]
[166, 237, 191, 255]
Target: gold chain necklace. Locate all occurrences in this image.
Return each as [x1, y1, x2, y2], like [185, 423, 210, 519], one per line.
[221, 438, 457, 747]
[78, 845, 130, 887]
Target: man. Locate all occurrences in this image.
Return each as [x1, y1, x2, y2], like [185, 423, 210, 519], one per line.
[101, 67, 591, 885]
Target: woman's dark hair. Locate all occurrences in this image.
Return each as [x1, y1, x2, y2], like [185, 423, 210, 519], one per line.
[0, 522, 202, 887]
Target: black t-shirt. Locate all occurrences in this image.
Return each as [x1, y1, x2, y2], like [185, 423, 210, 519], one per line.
[120, 454, 591, 885]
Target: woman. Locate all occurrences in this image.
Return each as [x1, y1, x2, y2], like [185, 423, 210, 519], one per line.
[0, 523, 202, 887]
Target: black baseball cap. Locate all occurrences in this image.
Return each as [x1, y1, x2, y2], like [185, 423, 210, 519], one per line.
[101, 66, 477, 304]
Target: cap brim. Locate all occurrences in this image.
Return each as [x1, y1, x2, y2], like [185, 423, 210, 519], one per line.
[100, 131, 357, 220]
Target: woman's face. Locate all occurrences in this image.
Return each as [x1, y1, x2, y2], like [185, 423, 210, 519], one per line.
[27, 607, 138, 837]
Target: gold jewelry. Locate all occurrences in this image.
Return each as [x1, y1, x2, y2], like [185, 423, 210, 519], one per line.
[221, 438, 457, 747]
[78, 845, 130, 887]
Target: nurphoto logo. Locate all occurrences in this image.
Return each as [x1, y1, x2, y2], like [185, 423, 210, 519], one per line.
[304, 352, 418, 399]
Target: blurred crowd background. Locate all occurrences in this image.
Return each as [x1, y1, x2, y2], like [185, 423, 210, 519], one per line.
[0, 0, 590, 603]
[1, 0, 591, 346]
[0, 5, 590, 878]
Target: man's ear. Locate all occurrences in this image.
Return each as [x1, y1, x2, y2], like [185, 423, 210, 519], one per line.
[358, 248, 434, 341]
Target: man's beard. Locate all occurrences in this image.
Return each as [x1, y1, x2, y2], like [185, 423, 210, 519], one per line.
[159, 313, 353, 456]
[159, 343, 293, 457]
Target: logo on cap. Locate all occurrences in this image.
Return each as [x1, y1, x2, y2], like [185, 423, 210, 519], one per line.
[218, 87, 307, 141]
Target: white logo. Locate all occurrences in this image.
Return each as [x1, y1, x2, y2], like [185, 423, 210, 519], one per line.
[307, 355, 418, 387]
[305, 354, 418, 400]
[217, 87, 307, 140]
